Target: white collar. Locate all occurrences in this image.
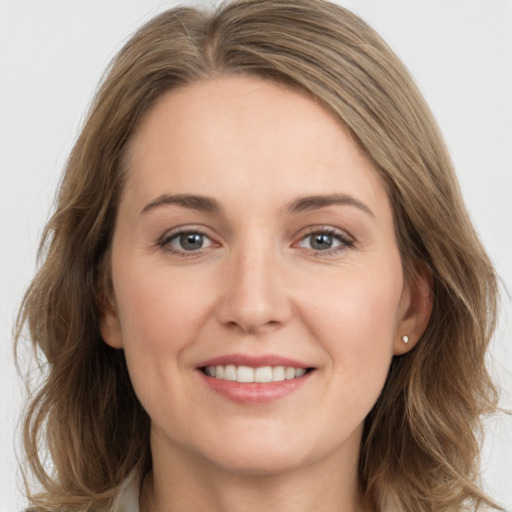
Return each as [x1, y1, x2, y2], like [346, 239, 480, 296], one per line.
[112, 469, 140, 512]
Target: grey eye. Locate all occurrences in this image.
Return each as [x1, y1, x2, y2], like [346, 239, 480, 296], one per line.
[308, 233, 336, 250]
[297, 229, 353, 253]
[168, 232, 213, 251]
[300, 232, 342, 251]
[181, 233, 204, 250]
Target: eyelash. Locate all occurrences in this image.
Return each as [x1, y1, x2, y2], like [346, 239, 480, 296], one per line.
[157, 227, 215, 257]
[157, 226, 355, 258]
[297, 227, 354, 256]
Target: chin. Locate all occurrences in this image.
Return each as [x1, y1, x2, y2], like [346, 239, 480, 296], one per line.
[194, 428, 324, 477]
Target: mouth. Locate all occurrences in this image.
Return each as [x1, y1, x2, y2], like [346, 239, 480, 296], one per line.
[196, 354, 316, 403]
[200, 365, 315, 383]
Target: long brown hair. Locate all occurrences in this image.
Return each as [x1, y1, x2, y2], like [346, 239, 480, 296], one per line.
[16, 1, 501, 510]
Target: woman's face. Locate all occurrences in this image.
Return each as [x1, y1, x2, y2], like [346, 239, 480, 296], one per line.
[102, 75, 426, 476]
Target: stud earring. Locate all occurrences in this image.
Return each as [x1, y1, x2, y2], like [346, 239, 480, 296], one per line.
[402, 335, 409, 344]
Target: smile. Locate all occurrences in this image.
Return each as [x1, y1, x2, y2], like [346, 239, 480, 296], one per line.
[197, 354, 315, 404]
[202, 365, 309, 383]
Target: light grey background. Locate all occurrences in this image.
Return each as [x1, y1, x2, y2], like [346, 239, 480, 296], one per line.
[1, 1, 511, 510]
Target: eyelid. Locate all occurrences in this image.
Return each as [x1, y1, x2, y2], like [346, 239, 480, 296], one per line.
[293, 226, 355, 255]
[156, 225, 220, 256]
[155, 224, 355, 258]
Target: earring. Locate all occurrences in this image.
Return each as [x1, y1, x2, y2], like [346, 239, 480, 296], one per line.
[402, 335, 409, 344]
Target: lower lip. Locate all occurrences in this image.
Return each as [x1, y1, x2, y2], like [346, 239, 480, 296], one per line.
[198, 371, 313, 405]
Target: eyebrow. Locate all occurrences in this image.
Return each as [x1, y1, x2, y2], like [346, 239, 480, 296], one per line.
[141, 194, 221, 214]
[286, 194, 374, 217]
[140, 192, 374, 217]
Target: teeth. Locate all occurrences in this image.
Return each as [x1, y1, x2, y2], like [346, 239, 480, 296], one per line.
[203, 365, 309, 383]
[285, 367, 296, 380]
[272, 366, 286, 381]
[254, 366, 272, 383]
[237, 365, 254, 383]
[224, 364, 237, 381]
[206, 366, 217, 377]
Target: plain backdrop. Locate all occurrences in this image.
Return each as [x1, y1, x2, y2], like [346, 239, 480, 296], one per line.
[1, 1, 511, 510]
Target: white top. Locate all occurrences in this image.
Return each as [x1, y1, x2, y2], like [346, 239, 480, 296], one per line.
[111, 470, 140, 512]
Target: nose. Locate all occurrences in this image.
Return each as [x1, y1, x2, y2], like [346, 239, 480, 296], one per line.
[216, 240, 292, 334]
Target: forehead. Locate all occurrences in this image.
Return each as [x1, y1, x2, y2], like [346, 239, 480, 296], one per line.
[122, 75, 389, 216]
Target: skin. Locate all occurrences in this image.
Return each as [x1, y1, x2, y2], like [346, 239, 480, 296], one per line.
[101, 75, 431, 512]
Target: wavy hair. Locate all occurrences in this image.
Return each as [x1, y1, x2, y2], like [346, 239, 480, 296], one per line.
[16, 1, 501, 510]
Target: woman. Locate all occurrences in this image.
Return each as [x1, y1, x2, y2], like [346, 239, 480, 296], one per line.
[15, 1, 504, 511]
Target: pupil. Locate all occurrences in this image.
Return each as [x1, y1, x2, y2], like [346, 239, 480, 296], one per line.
[180, 233, 203, 250]
[311, 233, 333, 250]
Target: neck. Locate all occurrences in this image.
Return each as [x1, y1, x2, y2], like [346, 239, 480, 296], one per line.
[140, 428, 372, 512]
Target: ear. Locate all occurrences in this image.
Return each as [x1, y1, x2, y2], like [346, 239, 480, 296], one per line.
[394, 263, 433, 355]
[99, 297, 124, 349]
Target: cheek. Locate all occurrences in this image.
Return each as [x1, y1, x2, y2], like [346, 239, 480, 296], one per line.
[113, 260, 213, 349]
[298, 260, 403, 379]
[110, 260, 218, 426]
[277, 261, 404, 455]
[110, 259, 218, 411]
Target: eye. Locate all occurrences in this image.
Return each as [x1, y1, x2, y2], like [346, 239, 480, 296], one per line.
[297, 228, 354, 254]
[159, 230, 214, 254]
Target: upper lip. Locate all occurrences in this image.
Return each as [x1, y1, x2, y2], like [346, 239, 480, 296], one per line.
[197, 353, 311, 369]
